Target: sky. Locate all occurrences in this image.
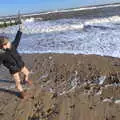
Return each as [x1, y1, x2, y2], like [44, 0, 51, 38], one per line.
[0, 0, 120, 16]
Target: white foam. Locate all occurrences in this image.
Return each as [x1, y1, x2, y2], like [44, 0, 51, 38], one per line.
[85, 16, 120, 25]
[22, 17, 35, 23]
[1, 15, 120, 35]
[1, 15, 120, 58]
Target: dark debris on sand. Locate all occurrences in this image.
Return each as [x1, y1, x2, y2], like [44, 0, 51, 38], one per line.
[1, 54, 120, 120]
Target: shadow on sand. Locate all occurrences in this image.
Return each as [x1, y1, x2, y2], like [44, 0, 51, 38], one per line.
[0, 79, 14, 83]
[0, 79, 19, 97]
[0, 87, 20, 98]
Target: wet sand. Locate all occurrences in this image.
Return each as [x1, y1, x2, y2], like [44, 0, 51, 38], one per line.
[0, 53, 120, 120]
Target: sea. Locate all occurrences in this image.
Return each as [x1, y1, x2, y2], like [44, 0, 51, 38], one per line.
[0, 3, 120, 58]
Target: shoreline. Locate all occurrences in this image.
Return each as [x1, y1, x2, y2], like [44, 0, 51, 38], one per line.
[21, 52, 120, 58]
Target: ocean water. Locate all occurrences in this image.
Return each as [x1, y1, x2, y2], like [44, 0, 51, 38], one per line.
[1, 4, 120, 58]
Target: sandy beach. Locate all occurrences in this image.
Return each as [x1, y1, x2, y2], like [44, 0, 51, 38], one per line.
[1, 2, 120, 120]
[0, 53, 120, 120]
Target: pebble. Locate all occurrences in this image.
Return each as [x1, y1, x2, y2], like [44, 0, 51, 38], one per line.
[114, 100, 120, 104]
[49, 56, 52, 60]
[102, 98, 112, 103]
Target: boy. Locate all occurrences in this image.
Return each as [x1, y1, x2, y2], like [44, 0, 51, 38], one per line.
[0, 26, 32, 99]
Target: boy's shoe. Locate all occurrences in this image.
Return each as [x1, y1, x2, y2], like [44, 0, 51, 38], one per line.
[19, 91, 27, 99]
[25, 80, 33, 86]
[19, 91, 32, 99]
[22, 80, 33, 86]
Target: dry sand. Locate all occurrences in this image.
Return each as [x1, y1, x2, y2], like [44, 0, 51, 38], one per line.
[0, 53, 120, 120]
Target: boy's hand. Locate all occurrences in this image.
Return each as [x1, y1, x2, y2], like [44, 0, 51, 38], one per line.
[19, 24, 23, 32]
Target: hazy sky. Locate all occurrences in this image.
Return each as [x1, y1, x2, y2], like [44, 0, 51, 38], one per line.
[0, 0, 120, 16]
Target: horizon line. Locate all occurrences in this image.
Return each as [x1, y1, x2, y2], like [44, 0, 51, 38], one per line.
[0, 2, 120, 18]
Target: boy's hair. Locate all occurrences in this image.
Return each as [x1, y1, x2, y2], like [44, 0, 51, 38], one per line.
[0, 36, 9, 46]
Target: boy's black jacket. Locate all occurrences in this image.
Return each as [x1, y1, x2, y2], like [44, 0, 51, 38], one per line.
[0, 30, 24, 74]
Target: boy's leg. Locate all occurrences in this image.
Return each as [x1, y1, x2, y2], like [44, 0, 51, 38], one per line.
[21, 66, 32, 85]
[12, 72, 23, 92]
[12, 72, 30, 99]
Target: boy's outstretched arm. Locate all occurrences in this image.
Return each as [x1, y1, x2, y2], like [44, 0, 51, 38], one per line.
[0, 53, 4, 65]
[12, 25, 22, 49]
